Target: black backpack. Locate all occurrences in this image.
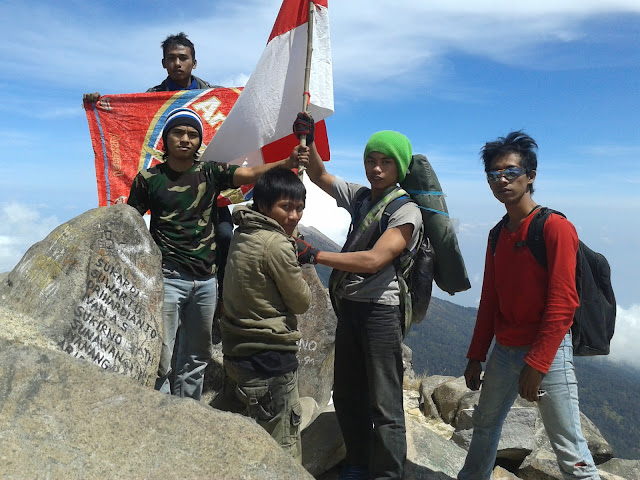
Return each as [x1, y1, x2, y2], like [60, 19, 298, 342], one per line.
[489, 207, 616, 356]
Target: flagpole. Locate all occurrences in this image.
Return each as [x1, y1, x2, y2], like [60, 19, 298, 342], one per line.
[298, 1, 315, 179]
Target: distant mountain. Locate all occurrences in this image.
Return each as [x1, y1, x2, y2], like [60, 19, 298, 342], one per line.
[300, 224, 640, 460]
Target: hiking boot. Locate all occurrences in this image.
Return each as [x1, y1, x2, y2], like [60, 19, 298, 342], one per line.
[338, 464, 369, 480]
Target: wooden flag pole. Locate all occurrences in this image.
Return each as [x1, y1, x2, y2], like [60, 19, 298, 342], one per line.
[298, 1, 315, 179]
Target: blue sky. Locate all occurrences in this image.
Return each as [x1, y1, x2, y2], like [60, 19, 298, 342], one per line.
[1, 0, 639, 367]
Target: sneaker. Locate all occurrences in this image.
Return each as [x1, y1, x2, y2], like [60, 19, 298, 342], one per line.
[338, 464, 369, 480]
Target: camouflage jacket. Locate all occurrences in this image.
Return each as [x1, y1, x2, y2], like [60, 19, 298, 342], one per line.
[127, 161, 238, 278]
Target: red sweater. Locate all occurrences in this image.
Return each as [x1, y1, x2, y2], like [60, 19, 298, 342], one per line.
[467, 211, 580, 373]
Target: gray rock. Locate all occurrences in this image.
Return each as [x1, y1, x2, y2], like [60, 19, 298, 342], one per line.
[579, 413, 614, 464]
[0, 339, 313, 480]
[0, 204, 163, 387]
[493, 466, 521, 479]
[451, 390, 480, 429]
[405, 415, 467, 479]
[296, 265, 337, 408]
[528, 411, 613, 465]
[202, 343, 225, 405]
[403, 343, 418, 385]
[518, 445, 569, 480]
[301, 404, 346, 476]
[599, 458, 640, 479]
[432, 376, 468, 424]
[300, 395, 320, 430]
[453, 407, 538, 462]
[519, 412, 615, 480]
[419, 375, 455, 419]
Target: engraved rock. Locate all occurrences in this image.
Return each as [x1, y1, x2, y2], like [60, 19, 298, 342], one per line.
[0, 204, 163, 386]
[296, 264, 337, 408]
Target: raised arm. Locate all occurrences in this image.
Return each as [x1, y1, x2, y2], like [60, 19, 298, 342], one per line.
[306, 142, 336, 197]
[293, 113, 335, 197]
[231, 149, 302, 187]
[298, 223, 414, 274]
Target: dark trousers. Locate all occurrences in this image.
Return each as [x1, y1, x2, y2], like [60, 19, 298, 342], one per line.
[333, 298, 406, 480]
[215, 206, 234, 294]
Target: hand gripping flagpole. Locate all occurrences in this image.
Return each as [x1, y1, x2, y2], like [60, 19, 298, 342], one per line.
[298, 1, 315, 179]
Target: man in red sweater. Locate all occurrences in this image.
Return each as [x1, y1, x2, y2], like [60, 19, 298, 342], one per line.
[458, 131, 600, 480]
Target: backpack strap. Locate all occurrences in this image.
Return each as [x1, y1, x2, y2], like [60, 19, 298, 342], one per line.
[329, 187, 408, 295]
[345, 187, 372, 240]
[526, 207, 566, 269]
[489, 214, 508, 255]
[365, 195, 413, 250]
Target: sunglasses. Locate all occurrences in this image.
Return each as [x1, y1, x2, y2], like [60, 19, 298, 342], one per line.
[486, 167, 527, 183]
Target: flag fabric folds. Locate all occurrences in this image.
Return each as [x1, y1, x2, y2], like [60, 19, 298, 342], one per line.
[200, 0, 333, 166]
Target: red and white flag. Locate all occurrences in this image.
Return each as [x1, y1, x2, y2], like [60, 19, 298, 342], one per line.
[201, 0, 333, 166]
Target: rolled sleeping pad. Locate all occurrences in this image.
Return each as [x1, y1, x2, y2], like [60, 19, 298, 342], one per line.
[400, 154, 471, 295]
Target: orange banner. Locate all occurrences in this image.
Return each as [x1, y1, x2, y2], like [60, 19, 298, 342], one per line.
[84, 88, 329, 207]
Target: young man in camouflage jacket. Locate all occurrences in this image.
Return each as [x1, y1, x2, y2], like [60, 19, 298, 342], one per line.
[127, 107, 304, 400]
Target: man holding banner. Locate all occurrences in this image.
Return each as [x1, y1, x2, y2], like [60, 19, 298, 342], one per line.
[126, 107, 305, 400]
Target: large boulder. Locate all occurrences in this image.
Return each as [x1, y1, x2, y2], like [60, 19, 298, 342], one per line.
[598, 458, 640, 479]
[0, 339, 313, 480]
[301, 404, 346, 476]
[518, 413, 615, 479]
[405, 413, 467, 479]
[432, 376, 469, 424]
[453, 406, 538, 462]
[0, 204, 163, 387]
[419, 375, 456, 419]
[296, 265, 338, 408]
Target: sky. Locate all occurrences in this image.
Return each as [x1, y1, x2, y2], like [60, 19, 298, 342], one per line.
[0, 0, 639, 367]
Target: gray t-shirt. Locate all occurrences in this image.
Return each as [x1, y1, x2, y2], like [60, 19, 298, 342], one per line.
[333, 177, 422, 305]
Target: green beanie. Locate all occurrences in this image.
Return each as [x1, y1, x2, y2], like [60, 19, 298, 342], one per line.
[363, 130, 412, 182]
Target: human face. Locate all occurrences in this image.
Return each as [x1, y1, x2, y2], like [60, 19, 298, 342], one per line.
[488, 153, 535, 205]
[162, 45, 196, 88]
[166, 125, 201, 161]
[259, 197, 305, 236]
[364, 151, 399, 193]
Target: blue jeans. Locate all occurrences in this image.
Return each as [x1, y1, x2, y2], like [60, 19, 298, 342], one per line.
[458, 334, 600, 480]
[333, 298, 406, 480]
[155, 267, 217, 400]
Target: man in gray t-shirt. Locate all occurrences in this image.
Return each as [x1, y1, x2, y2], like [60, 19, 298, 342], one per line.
[293, 117, 421, 480]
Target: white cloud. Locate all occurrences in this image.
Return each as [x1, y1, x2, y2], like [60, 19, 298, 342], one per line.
[2, 0, 638, 99]
[0, 203, 59, 273]
[608, 304, 640, 370]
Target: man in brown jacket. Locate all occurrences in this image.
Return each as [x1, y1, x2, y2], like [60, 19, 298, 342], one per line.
[212, 166, 311, 462]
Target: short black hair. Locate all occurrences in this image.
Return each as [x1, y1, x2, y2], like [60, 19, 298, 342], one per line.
[253, 168, 306, 211]
[481, 130, 538, 194]
[161, 32, 196, 60]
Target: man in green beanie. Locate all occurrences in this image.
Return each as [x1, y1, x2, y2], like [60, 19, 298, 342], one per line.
[292, 115, 422, 480]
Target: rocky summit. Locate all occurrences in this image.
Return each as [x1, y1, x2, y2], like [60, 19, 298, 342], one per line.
[0, 207, 639, 480]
